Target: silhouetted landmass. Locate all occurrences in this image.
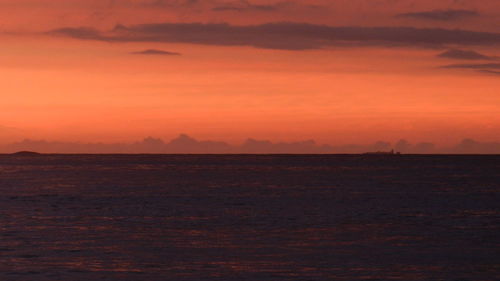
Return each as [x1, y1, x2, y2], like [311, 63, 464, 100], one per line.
[11, 151, 42, 156]
[1, 135, 499, 154]
[363, 150, 400, 156]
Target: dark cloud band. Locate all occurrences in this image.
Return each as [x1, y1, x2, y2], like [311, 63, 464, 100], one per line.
[479, 69, 500, 75]
[50, 22, 500, 50]
[437, 49, 494, 60]
[442, 63, 500, 69]
[396, 9, 479, 21]
[441, 63, 500, 76]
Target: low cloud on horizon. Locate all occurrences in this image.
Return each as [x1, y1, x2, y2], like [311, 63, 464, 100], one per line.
[1, 134, 499, 154]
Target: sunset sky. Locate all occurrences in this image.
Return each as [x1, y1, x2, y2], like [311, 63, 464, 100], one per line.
[1, 0, 500, 147]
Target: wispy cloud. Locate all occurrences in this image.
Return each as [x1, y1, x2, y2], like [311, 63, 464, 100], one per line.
[437, 49, 495, 60]
[442, 63, 500, 70]
[49, 22, 500, 50]
[212, 1, 286, 12]
[51, 27, 102, 40]
[131, 49, 181, 55]
[396, 9, 479, 21]
[478, 69, 500, 75]
[139, 0, 201, 8]
[441, 63, 500, 76]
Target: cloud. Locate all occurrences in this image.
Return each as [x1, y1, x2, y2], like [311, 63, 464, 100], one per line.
[393, 139, 437, 154]
[136, 0, 313, 13]
[437, 49, 494, 60]
[396, 9, 479, 21]
[165, 134, 232, 153]
[441, 63, 500, 70]
[50, 27, 102, 40]
[441, 63, 500, 75]
[2, 135, 500, 154]
[212, 5, 275, 12]
[139, 0, 201, 8]
[241, 138, 332, 153]
[478, 69, 500, 75]
[212, 1, 285, 12]
[451, 139, 500, 154]
[131, 49, 181, 55]
[1, 135, 233, 154]
[49, 22, 500, 50]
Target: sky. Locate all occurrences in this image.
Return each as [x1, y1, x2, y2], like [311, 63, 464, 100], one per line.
[1, 0, 500, 149]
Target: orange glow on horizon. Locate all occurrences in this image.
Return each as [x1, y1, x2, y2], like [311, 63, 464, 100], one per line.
[0, 0, 499, 150]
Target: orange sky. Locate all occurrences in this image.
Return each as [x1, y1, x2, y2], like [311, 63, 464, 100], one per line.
[1, 0, 499, 146]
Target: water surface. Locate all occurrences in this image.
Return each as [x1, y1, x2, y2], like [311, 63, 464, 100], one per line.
[0, 155, 499, 280]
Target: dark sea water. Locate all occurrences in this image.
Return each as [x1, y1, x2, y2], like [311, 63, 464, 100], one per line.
[0, 155, 499, 281]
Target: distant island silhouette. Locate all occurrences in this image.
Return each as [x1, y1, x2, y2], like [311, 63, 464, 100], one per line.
[363, 149, 401, 156]
[11, 151, 42, 156]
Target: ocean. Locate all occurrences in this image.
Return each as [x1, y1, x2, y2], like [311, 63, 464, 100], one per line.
[0, 155, 498, 281]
